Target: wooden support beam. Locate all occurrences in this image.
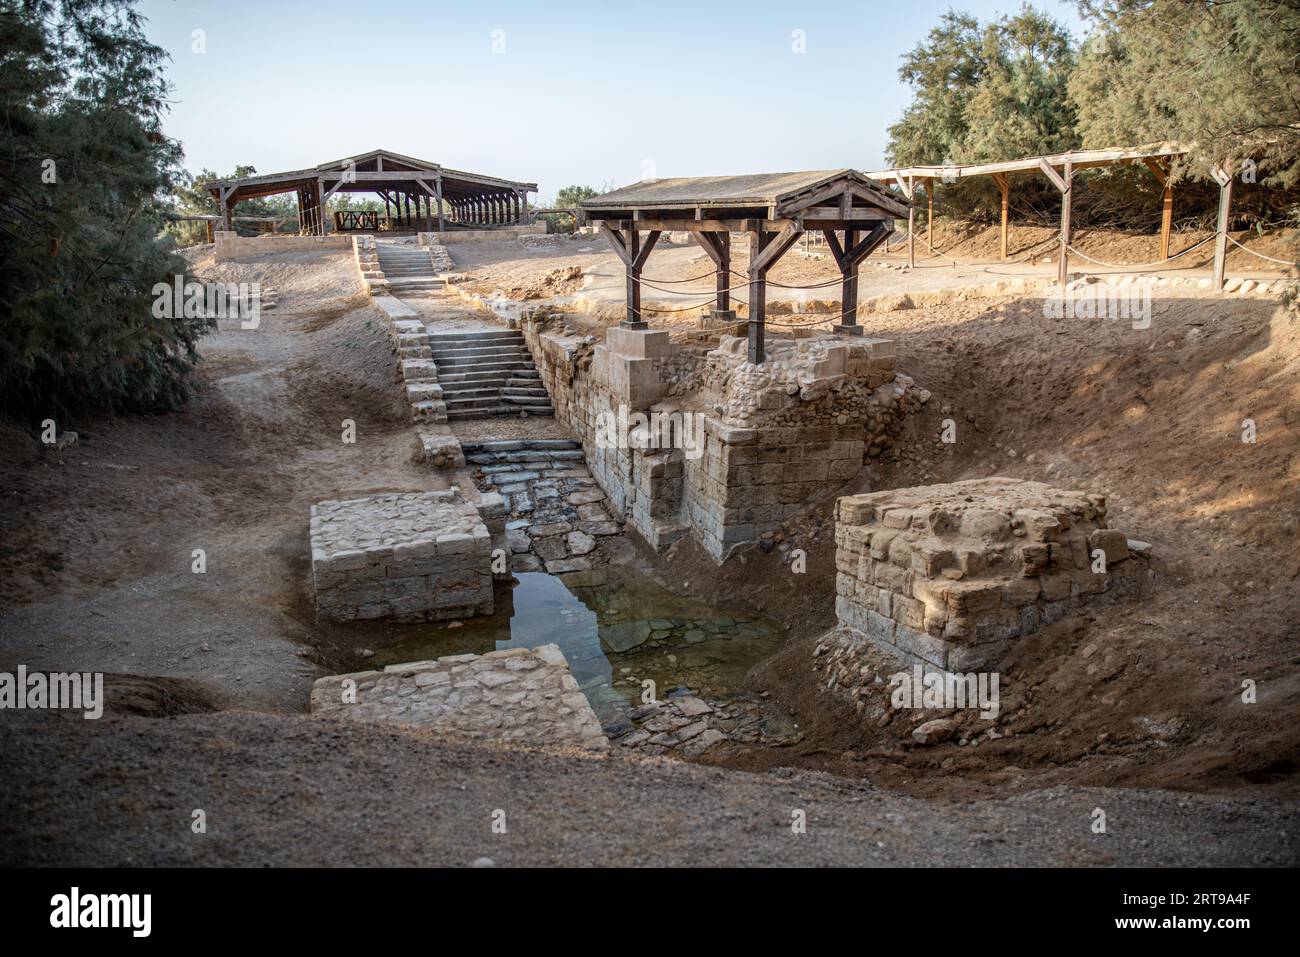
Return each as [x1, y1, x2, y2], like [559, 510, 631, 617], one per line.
[318, 178, 330, 234]
[632, 229, 661, 271]
[749, 221, 804, 274]
[1212, 163, 1233, 290]
[991, 173, 1010, 261]
[598, 222, 632, 266]
[825, 223, 892, 330]
[1144, 158, 1174, 261]
[907, 175, 915, 268]
[435, 177, 445, 239]
[926, 178, 933, 251]
[748, 230, 770, 364]
[690, 230, 732, 312]
[1038, 159, 1067, 194]
[1058, 161, 1073, 285]
[839, 228, 860, 328]
[624, 226, 643, 328]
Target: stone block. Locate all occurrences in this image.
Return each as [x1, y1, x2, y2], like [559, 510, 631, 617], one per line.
[310, 491, 493, 623]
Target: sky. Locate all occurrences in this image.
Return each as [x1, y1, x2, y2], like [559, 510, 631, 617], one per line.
[140, 0, 1086, 202]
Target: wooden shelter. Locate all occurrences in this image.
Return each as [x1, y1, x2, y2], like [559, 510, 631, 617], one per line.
[865, 143, 1190, 283]
[203, 148, 537, 239]
[581, 170, 910, 363]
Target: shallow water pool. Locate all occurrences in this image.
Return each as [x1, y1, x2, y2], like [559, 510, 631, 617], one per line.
[370, 567, 786, 724]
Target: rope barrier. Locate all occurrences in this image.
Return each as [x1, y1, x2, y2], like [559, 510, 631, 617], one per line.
[1226, 235, 1299, 267]
[1063, 235, 1215, 270]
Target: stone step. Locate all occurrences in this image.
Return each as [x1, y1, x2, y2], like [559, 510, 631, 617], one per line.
[461, 439, 582, 454]
[427, 342, 526, 355]
[438, 368, 516, 382]
[446, 394, 509, 410]
[434, 364, 536, 378]
[447, 406, 554, 420]
[502, 386, 550, 397]
[428, 353, 529, 368]
[427, 330, 523, 342]
[502, 394, 553, 406]
[388, 276, 444, 286]
[439, 386, 502, 400]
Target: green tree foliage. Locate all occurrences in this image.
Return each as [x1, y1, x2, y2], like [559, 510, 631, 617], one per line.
[885, 2, 1299, 226]
[1070, 0, 1300, 188]
[169, 165, 298, 244]
[542, 184, 600, 232]
[887, 6, 1077, 168]
[1, 0, 210, 417]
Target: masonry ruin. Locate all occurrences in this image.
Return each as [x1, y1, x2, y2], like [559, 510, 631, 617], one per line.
[310, 489, 494, 623]
[520, 317, 926, 560]
[832, 478, 1135, 671]
[310, 644, 609, 753]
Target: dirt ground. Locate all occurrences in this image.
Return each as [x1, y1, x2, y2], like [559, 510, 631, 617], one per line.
[0, 248, 452, 708]
[1, 233, 1297, 865]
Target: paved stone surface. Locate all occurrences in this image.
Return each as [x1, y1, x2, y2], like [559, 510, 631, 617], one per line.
[465, 438, 624, 569]
[310, 489, 492, 622]
[309, 644, 608, 752]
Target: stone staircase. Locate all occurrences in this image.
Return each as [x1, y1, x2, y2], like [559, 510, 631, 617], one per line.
[427, 329, 554, 419]
[376, 244, 445, 295]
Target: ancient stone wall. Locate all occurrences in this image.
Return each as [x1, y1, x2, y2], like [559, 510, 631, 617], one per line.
[520, 314, 925, 560]
[834, 478, 1135, 670]
[212, 230, 350, 262]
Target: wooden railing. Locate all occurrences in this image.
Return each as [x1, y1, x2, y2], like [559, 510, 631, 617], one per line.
[334, 210, 379, 232]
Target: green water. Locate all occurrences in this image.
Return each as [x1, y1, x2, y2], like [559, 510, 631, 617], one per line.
[370, 567, 786, 725]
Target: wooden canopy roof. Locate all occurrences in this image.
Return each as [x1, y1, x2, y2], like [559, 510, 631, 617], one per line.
[864, 142, 1187, 184]
[581, 169, 909, 229]
[203, 148, 537, 206]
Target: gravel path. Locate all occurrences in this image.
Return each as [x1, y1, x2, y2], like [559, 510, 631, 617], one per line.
[2, 711, 1293, 867]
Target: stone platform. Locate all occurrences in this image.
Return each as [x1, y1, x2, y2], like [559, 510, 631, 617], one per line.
[834, 478, 1134, 671]
[310, 489, 493, 622]
[309, 645, 608, 753]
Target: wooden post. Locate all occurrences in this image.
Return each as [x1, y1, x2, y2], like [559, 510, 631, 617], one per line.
[318, 178, 330, 234]
[716, 233, 731, 312]
[748, 230, 768, 363]
[841, 228, 859, 328]
[926, 179, 933, 252]
[1212, 164, 1233, 291]
[907, 175, 915, 269]
[1160, 181, 1173, 261]
[1058, 160, 1073, 285]
[625, 226, 642, 328]
[435, 177, 445, 239]
[992, 173, 1010, 261]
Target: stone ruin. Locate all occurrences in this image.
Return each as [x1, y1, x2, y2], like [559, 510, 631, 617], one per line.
[520, 317, 928, 560]
[310, 644, 608, 753]
[832, 477, 1137, 671]
[310, 488, 494, 623]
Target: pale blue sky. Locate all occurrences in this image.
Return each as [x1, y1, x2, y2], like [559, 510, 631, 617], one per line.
[141, 0, 1085, 202]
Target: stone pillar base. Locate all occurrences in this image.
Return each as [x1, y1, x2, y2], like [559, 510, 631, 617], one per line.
[833, 323, 864, 336]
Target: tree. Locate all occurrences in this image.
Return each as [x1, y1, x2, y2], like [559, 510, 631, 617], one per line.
[543, 184, 600, 233]
[886, 6, 1077, 168]
[0, 0, 210, 417]
[885, 6, 1078, 220]
[1069, 0, 1300, 189]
